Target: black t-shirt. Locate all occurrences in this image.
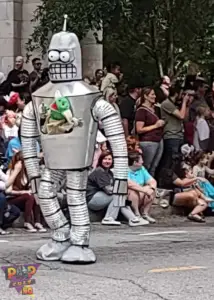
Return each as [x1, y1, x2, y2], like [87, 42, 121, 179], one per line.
[29, 71, 44, 93]
[119, 94, 136, 134]
[86, 167, 114, 202]
[7, 69, 30, 95]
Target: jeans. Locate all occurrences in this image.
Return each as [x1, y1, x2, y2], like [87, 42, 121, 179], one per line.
[88, 191, 136, 220]
[88, 191, 113, 211]
[162, 138, 183, 168]
[140, 140, 164, 177]
[0, 192, 6, 226]
[3, 204, 20, 229]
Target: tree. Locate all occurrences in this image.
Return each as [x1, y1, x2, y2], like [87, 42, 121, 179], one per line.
[103, 0, 157, 82]
[26, 0, 132, 58]
[104, 0, 214, 80]
[27, 0, 214, 80]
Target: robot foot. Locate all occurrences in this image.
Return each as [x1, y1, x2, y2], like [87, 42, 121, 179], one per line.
[61, 246, 96, 264]
[36, 240, 71, 261]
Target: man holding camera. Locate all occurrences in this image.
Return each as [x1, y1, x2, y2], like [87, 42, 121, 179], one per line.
[160, 87, 190, 168]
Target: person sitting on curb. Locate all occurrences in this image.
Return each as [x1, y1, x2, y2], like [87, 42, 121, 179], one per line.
[86, 150, 146, 227]
[127, 151, 157, 224]
[6, 151, 46, 232]
[0, 162, 22, 235]
[164, 155, 209, 223]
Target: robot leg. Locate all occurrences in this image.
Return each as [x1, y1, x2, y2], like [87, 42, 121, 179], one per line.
[61, 170, 96, 264]
[36, 168, 70, 261]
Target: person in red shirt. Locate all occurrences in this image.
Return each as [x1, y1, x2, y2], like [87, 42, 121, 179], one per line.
[135, 87, 165, 176]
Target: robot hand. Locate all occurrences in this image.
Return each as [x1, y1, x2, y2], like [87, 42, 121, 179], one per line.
[72, 117, 83, 127]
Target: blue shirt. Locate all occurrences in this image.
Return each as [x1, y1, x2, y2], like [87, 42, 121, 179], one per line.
[128, 166, 152, 186]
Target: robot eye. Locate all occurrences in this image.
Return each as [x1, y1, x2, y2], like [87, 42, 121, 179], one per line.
[59, 51, 70, 62]
[48, 51, 60, 62]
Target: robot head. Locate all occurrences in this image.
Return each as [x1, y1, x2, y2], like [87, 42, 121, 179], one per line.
[48, 15, 82, 82]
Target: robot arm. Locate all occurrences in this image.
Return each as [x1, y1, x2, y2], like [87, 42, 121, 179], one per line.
[93, 99, 128, 207]
[21, 102, 41, 196]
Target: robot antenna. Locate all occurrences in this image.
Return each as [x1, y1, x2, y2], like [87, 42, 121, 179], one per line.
[63, 14, 68, 31]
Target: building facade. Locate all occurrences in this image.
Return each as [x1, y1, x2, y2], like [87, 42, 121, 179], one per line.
[0, 0, 102, 76]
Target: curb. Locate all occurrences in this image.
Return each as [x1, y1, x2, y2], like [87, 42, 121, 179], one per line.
[12, 204, 186, 228]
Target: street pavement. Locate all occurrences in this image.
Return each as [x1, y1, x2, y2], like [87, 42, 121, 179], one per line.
[0, 217, 214, 300]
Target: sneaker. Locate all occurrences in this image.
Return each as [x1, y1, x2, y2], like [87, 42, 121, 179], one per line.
[159, 198, 169, 208]
[34, 223, 47, 233]
[142, 214, 156, 224]
[129, 217, 149, 227]
[101, 217, 121, 226]
[24, 223, 37, 233]
[0, 228, 11, 235]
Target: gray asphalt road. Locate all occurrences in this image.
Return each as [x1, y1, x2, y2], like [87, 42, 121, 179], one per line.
[0, 219, 214, 300]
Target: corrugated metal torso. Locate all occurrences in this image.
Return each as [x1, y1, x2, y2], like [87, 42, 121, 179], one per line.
[32, 81, 100, 170]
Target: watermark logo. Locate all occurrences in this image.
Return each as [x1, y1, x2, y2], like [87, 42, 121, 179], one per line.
[1, 264, 40, 297]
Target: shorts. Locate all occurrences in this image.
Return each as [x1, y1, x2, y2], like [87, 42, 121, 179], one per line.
[171, 188, 198, 208]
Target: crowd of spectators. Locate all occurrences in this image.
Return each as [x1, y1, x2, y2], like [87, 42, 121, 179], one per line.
[1, 57, 214, 234]
[0, 56, 48, 234]
[86, 63, 214, 225]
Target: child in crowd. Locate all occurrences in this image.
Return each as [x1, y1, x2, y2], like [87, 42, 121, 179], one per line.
[192, 152, 214, 178]
[4, 92, 25, 127]
[193, 106, 210, 151]
[1, 110, 19, 144]
[192, 151, 214, 210]
[5, 137, 21, 168]
[126, 136, 142, 154]
[4, 92, 25, 111]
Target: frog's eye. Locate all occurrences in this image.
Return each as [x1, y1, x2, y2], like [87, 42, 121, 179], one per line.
[48, 51, 60, 62]
[60, 51, 70, 62]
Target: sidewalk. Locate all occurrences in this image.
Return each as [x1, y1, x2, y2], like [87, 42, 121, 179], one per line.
[12, 199, 187, 228]
[89, 201, 186, 222]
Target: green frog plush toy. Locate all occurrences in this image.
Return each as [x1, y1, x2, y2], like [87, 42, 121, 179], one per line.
[42, 90, 83, 135]
[50, 95, 71, 121]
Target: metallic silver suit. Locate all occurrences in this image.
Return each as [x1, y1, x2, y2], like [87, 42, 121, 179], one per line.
[21, 15, 128, 263]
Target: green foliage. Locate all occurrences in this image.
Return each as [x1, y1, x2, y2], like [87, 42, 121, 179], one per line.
[26, 0, 132, 56]
[27, 0, 214, 79]
[104, 0, 214, 79]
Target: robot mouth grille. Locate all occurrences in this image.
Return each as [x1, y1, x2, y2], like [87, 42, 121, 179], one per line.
[49, 63, 77, 80]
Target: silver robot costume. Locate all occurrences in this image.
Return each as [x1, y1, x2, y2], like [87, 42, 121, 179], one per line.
[21, 15, 128, 264]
